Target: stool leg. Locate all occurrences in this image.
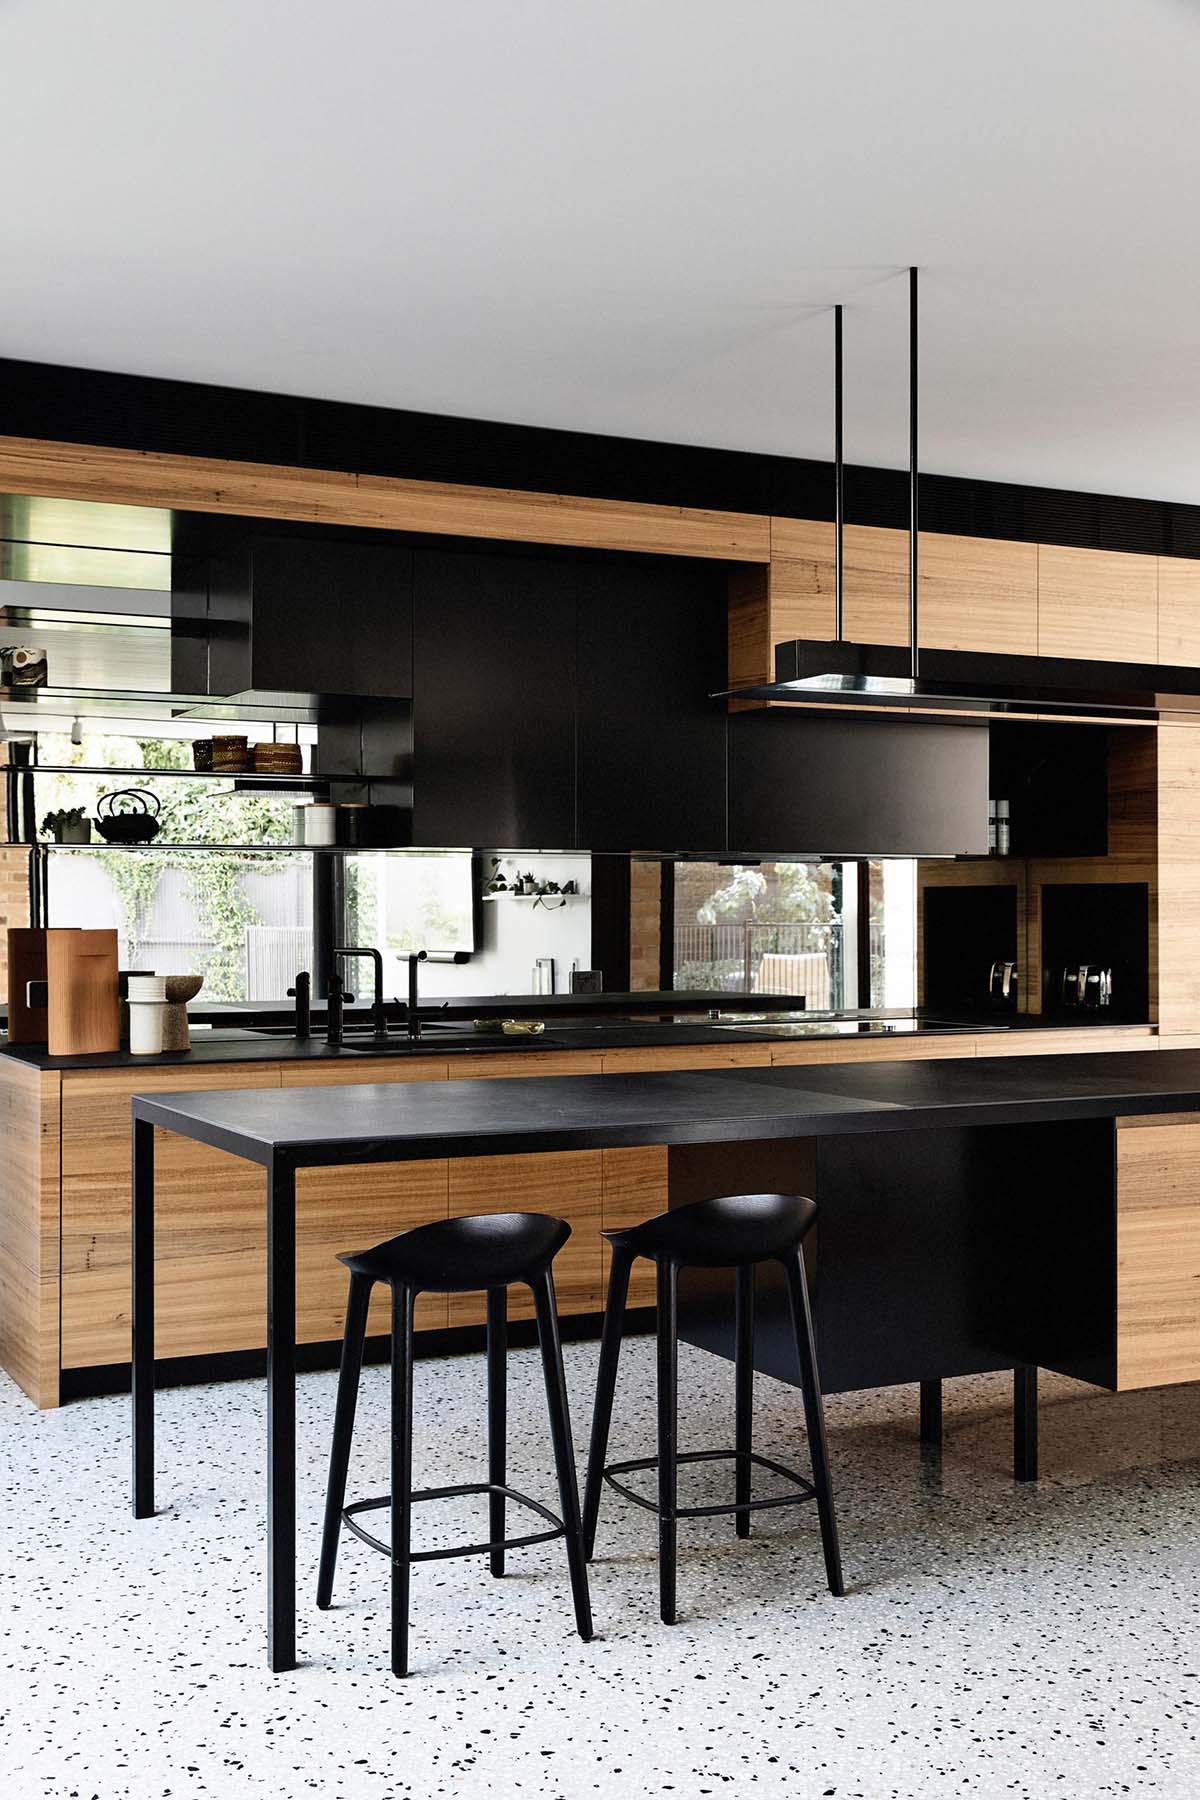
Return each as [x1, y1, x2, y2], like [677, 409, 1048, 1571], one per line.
[317, 1273, 372, 1609]
[582, 1243, 633, 1559]
[391, 1284, 416, 1678]
[783, 1249, 844, 1598]
[531, 1267, 594, 1643]
[919, 1378, 943, 1454]
[657, 1258, 679, 1625]
[734, 1263, 755, 1540]
[486, 1286, 507, 1576]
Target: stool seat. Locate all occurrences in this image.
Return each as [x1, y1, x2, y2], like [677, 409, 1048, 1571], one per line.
[606, 1191, 817, 1269]
[340, 1211, 571, 1292]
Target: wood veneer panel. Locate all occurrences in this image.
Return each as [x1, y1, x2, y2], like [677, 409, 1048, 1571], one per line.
[445, 1151, 603, 1326]
[60, 1064, 283, 1367]
[454, 1052, 605, 1079]
[1158, 556, 1200, 667]
[601, 1144, 668, 1308]
[0, 436, 768, 563]
[0, 1060, 61, 1407]
[974, 1028, 1155, 1058]
[295, 1160, 448, 1337]
[1117, 1116, 1200, 1389]
[1156, 725, 1200, 1034]
[918, 533, 1038, 655]
[279, 1057, 450, 1086]
[1037, 544, 1157, 663]
[600, 1044, 772, 1073]
[768, 1036, 972, 1066]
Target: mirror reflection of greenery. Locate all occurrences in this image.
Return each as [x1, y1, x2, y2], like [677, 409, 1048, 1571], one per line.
[40, 733, 293, 999]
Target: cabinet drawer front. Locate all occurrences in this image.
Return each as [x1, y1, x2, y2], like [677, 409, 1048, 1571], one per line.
[60, 1064, 447, 1364]
[601, 1144, 668, 1309]
[1117, 1118, 1200, 1389]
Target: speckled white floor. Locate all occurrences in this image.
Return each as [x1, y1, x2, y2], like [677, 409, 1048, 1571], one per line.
[3, 1343, 1200, 1800]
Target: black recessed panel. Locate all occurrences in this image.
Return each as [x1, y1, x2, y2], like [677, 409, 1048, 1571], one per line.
[923, 884, 1019, 1018]
[575, 558, 728, 852]
[411, 545, 577, 849]
[1040, 881, 1150, 1024]
[727, 712, 989, 857]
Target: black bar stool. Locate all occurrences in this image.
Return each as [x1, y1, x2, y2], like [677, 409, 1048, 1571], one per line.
[317, 1211, 594, 1676]
[582, 1192, 843, 1623]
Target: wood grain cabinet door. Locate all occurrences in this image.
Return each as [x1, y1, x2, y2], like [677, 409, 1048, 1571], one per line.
[918, 533, 1038, 655]
[766, 521, 1037, 659]
[60, 1065, 283, 1368]
[1038, 545, 1158, 663]
[1116, 1116, 1200, 1389]
[1157, 556, 1200, 667]
[446, 1151, 604, 1327]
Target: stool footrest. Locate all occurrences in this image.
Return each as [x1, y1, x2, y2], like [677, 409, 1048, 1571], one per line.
[344, 1482, 566, 1564]
[603, 1448, 816, 1521]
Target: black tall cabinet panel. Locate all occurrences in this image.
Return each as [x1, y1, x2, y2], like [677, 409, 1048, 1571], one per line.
[411, 546, 578, 848]
[575, 559, 728, 851]
[728, 712, 990, 857]
[208, 536, 413, 699]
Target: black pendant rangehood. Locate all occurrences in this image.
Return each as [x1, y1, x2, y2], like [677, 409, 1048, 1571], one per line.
[719, 269, 1200, 722]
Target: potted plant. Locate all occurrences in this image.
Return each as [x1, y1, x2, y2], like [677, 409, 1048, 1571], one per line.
[42, 806, 91, 845]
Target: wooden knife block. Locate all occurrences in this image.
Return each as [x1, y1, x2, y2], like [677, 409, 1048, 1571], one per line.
[46, 928, 120, 1056]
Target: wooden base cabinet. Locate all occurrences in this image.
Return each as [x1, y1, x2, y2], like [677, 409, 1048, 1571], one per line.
[1116, 1115, 1200, 1390]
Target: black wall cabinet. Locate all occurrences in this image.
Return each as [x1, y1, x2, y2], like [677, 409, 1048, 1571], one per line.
[171, 529, 413, 701]
[411, 546, 577, 848]
[575, 559, 728, 852]
[728, 712, 990, 857]
[209, 536, 413, 700]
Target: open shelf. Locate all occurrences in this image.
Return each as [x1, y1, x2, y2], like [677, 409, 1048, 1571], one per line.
[39, 841, 409, 853]
[17, 763, 323, 785]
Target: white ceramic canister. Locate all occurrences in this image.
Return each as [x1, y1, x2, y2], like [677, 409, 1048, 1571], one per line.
[128, 998, 168, 1054]
[302, 803, 338, 846]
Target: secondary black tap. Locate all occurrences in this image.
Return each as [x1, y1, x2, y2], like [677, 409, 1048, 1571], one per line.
[325, 969, 354, 1046]
[404, 948, 470, 1041]
[287, 969, 312, 1040]
[334, 945, 388, 1038]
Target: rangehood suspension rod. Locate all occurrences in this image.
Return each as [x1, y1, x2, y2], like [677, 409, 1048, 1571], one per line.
[909, 264, 919, 681]
[834, 301, 844, 642]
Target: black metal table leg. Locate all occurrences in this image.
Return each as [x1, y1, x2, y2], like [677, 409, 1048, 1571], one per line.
[391, 1285, 416, 1678]
[132, 1115, 156, 1519]
[919, 1378, 943, 1453]
[734, 1264, 755, 1538]
[1013, 1363, 1038, 1483]
[267, 1154, 297, 1672]
[486, 1286, 507, 1577]
[656, 1259, 679, 1625]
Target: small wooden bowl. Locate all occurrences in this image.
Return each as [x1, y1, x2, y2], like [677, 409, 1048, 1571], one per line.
[163, 975, 203, 1004]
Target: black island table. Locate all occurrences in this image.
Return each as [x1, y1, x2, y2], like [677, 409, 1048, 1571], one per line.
[130, 1051, 1200, 1670]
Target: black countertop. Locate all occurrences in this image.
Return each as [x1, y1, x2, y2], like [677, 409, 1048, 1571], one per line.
[130, 1049, 1200, 1166]
[0, 1011, 1153, 1073]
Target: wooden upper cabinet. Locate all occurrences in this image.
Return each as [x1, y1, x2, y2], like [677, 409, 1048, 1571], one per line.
[767, 519, 1037, 657]
[919, 533, 1038, 655]
[1037, 544, 1157, 663]
[1157, 555, 1200, 667]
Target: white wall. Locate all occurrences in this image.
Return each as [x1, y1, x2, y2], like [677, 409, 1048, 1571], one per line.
[383, 853, 592, 999]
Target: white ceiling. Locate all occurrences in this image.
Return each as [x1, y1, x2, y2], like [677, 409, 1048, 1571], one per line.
[6, 0, 1200, 502]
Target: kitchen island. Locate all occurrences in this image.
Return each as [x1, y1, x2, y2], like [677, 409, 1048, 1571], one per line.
[130, 1048, 1200, 1669]
[0, 1014, 1158, 1408]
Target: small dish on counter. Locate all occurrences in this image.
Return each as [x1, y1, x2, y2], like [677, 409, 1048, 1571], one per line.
[472, 1018, 546, 1036]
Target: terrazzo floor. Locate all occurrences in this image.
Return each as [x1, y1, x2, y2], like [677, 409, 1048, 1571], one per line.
[3, 1339, 1200, 1800]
